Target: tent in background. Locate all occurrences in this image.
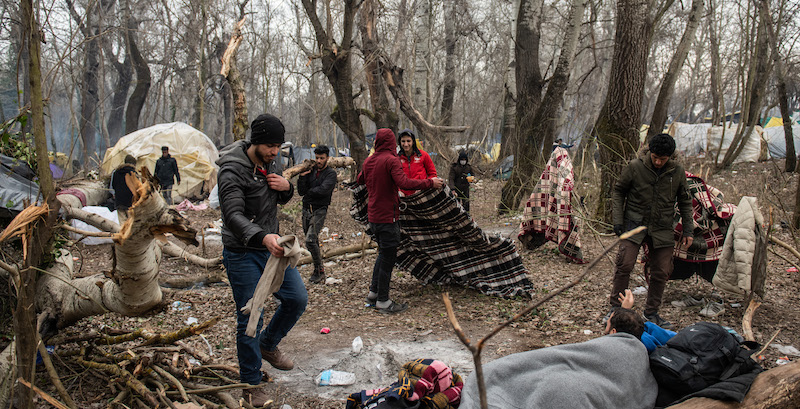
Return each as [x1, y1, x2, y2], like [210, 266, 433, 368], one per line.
[706, 123, 769, 163]
[101, 122, 219, 202]
[763, 125, 800, 159]
[0, 154, 39, 216]
[668, 122, 711, 156]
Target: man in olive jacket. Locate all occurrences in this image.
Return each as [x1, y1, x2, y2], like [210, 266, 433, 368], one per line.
[607, 134, 693, 329]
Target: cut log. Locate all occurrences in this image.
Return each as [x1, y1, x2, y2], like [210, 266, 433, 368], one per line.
[282, 156, 356, 179]
[667, 362, 800, 408]
[297, 241, 377, 266]
[742, 298, 762, 342]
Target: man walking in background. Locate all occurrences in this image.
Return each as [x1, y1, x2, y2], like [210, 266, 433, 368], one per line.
[154, 146, 180, 205]
[298, 145, 337, 284]
[358, 128, 444, 314]
[606, 133, 693, 329]
[217, 113, 307, 406]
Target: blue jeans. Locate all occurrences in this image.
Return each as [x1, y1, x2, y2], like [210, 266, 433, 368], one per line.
[223, 248, 308, 384]
[369, 222, 401, 302]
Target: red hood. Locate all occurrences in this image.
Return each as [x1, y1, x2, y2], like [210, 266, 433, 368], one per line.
[375, 128, 397, 153]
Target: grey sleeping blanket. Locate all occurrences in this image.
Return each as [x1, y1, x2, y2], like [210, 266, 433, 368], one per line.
[459, 333, 658, 409]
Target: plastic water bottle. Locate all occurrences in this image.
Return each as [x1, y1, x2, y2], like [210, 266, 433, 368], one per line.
[351, 336, 363, 355]
[316, 369, 356, 386]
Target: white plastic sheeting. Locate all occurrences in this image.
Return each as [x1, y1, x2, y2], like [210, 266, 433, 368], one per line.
[69, 206, 118, 245]
[706, 123, 768, 163]
[763, 125, 800, 159]
[668, 123, 711, 156]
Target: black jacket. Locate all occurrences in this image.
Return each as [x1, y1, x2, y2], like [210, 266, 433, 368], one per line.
[111, 164, 137, 208]
[154, 155, 180, 186]
[449, 162, 473, 197]
[298, 166, 337, 209]
[216, 140, 294, 252]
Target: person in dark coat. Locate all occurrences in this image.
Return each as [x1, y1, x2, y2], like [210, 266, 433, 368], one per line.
[154, 146, 180, 205]
[216, 114, 306, 407]
[605, 133, 693, 329]
[448, 151, 474, 212]
[357, 128, 444, 314]
[111, 154, 138, 218]
[298, 145, 337, 284]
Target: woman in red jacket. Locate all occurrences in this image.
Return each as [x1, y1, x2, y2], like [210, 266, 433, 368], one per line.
[397, 129, 437, 196]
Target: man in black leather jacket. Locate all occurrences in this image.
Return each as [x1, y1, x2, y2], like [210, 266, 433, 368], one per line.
[217, 113, 307, 406]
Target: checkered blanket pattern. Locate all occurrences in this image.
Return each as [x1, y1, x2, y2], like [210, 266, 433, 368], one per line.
[518, 147, 585, 263]
[350, 184, 534, 298]
[672, 172, 736, 261]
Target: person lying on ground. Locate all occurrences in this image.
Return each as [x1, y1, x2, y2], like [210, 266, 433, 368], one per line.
[605, 289, 676, 353]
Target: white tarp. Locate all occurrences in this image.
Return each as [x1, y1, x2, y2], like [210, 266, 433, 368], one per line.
[763, 125, 800, 159]
[70, 206, 118, 245]
[706, 123, 768, 163]
[668, 122, 711, 156]
[101, 122, 219, 202]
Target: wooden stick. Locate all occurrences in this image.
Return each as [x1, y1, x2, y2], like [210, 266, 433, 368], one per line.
[755, 329, 782, 357]
[742, 298, 762, 342]
[443, 226, 647, 409]
[59, 223, 113, 237]
[37, 339, 77, 409]
[769, 235, 800, 262]
[297, 241, 377, 265]
[282, 156, 355, 179]
[17, 377, 69, 409]
[153, 364, 189, 402]
[769, 247, 800, 273]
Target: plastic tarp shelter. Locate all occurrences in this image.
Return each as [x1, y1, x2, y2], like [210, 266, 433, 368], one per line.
[706, 123, 769, 163]
[101, 122, 219, 202]
[668, 122, 711, 156]
[0, 154, 39, 214]
[763, 125, 800, 159]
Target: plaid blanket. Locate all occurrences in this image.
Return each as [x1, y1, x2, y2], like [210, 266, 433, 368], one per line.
[350, 184, 534, 298]
[672, 172, 736, 262]
[518, 147, 585, 263]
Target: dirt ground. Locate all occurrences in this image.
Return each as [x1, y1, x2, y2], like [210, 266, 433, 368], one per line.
[3, 157, 800, 408]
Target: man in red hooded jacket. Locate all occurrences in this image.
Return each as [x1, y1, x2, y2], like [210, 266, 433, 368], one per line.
[358, 128, 444, 313]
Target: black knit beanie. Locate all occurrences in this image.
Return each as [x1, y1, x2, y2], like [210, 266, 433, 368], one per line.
[250, 114, 285, 145]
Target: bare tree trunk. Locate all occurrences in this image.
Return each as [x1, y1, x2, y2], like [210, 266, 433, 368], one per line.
[440, 0, 458, 126]
[191, 0, 208, 132]
[301, 0, 368, 168]
[413, 0, 433, 117]
[593, 0, 657, 223]
[500, 0, 587, 211]
[76, 2, 101, 166]
[647, 0, 704, 141]
[124, 9, 151, 135]
[718, 6, 772, 169]
[707, 0, 723, 126]
[103, 39, 132, 143]
[760, 0, 795, 172]
[221, 11, 249, 141]
[359, 0, 398, 130]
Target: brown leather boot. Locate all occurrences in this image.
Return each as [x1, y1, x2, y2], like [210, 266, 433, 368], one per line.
[260, 347, 294, 370]
[242, 387, 271, 407]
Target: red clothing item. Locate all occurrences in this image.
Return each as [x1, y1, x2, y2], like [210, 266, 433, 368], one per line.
[398, 150, 437, 196]
[358, 128, 434, 223]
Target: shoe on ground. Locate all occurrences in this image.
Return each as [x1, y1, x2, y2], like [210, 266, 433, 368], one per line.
[644, 312, 674, 329]
[601, 307, 619, 325]
[699, 301, 725, 317]
[365, 295, 377, 307]
[260, 347, 294, 371]
[309, 267, 325, 284]
[376, 301, 408, 314]
[671, 295, 706, 308]
[242, 387, 271, 407]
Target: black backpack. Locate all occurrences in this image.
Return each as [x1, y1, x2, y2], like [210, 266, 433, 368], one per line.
[649, 322, 761, 401]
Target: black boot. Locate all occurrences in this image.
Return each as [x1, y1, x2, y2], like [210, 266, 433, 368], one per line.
[310, 266, 325, 284]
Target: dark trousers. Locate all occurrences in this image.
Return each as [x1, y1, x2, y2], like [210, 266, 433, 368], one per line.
[162, 184, 174, 205]
[223, 249, 308, 384]
[302, 206, 328, 270]
[610, 237, 673, 315]
[455, 188, 470, 212]
[369, 222, 401, 302]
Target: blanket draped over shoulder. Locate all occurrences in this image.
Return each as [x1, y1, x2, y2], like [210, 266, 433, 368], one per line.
[672, 172, 736, 262]
[459, 333, 658, 409]
[346, 359, 463, 409]
[518, 147, 585, 263]
[350, 184, 534, 298]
